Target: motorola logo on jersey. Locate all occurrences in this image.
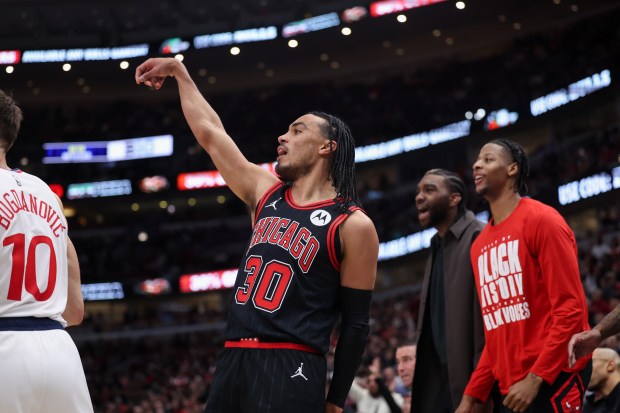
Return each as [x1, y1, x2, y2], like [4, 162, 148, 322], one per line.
[310, 209, 331, 226]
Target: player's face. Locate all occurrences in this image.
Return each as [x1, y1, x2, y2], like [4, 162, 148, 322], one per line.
[396, 345, 416, 387]
[415, 174, 452, 229]
[472, 143, 515, 198]
[275, 114, 329, 181]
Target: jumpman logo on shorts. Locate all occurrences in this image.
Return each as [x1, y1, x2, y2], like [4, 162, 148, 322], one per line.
[266, 198, 281, 210]
[291, 362, 308, 380]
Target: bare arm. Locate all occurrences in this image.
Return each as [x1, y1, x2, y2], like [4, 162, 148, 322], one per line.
[62, 236, 84, 326]
[591, 304, 620, 339]
[325, 211, 378, 412]
[568, 304, 620, 366]
[339, 211, 379, 290]
[135, 57, 278, 208]
[53, 194, 84, 326]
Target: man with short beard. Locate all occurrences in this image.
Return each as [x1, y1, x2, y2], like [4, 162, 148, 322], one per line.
[411, 169, 485, 413]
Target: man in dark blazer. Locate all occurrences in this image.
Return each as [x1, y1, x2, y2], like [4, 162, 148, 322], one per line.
[411, 169, 486, 413]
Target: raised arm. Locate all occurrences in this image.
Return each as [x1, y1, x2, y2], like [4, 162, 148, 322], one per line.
[135, 57, 278, 208]
[326, 211, 378, 412]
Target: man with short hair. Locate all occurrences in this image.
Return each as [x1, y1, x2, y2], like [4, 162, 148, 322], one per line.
[396, 341, 416, 389]
[0, 89, 93, 412]
[456, 139, 591, 413]
[396, 341, 416, 413]
[412, 169, 485, 413]
[584, 348, 620, 413]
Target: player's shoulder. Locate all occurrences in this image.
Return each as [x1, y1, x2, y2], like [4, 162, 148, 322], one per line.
[340, 208, 377, 242]
[344, 207, 375, 229]
[521, 197, 564, 223]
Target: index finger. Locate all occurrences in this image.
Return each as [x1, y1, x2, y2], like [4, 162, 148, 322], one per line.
[568, 335, 577, 367]
[503, 389, 517, 410]
[135, 60, 151, 84]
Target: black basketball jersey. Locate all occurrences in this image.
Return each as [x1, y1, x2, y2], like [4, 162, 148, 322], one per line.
[224, 181, 361, 353]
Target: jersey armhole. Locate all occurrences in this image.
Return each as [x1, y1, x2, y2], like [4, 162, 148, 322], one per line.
[327, 206, 366, 271]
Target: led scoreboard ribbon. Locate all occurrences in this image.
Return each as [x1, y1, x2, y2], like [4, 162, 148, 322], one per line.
[42, 134, 173, 164]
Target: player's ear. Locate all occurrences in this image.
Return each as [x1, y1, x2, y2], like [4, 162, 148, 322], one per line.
[507, 161, 518, 178]
[319, 140, 336, 156]
[449, 192, 462, 208]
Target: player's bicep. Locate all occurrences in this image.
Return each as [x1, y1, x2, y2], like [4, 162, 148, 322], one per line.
[201, 127, 279, 206]
[338, 212, 378, 290]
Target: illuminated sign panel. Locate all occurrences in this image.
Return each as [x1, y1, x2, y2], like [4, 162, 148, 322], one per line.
[369, 0, 447, 17]
[48, 184, 64, 198]
[282, 13, 340, 38]
[178, 162, 276, 190]
[378, 211, 488, 260]
[193, 26, 277, 49]
[160, 38, 190, 54]
[82, 282, 125, 301]
[179, 269, 238, 293]
[378, 228, 437, 260]
[43, 135, 173, 164]
[484, 109, 519, 131]
[21, 44, 149, 63]
[178, 170, 225, 190]
[135, 278, 171, 296]
[0, 50, 21, 65]
[355, 120, 471, 163]
[341, 6, 368, 22]
[139, 176, 169, 193]
[67, 179, 132, 200]
[530, 69, 611, 116]
[557, 166, 620, 206]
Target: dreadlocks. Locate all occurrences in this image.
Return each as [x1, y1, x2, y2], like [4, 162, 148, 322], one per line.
[490, 138, 530, 195]
[308, 111, 359, 210]
[425, 168, 468, 216]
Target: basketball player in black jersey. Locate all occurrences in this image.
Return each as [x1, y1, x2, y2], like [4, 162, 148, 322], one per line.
[135, 58, 378, 413]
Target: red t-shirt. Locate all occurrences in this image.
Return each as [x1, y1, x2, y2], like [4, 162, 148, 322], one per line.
[464, 198, 590, 400]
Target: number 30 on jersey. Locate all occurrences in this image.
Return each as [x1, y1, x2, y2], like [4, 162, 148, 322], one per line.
[234, 255, 293, 313]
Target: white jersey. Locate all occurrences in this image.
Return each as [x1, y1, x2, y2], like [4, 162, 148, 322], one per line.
[0, 168, 68, 324]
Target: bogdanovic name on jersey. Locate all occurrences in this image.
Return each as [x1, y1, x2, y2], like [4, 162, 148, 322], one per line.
[248, 216, 320, 273]
[0, 189, 66, 237]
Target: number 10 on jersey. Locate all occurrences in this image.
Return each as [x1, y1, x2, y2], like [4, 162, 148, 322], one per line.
[3, 233, 57, 301]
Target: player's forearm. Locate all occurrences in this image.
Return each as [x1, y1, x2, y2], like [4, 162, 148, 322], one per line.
[171, 62, 226, 145]
[63, 238, 84, 326]
[594, 304, 620, 340]
[327, 287, 372, 407]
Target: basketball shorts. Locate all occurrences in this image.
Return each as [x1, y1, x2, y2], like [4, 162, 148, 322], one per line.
[204, 340, 326, 413]
[0, 317, 93, 413]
